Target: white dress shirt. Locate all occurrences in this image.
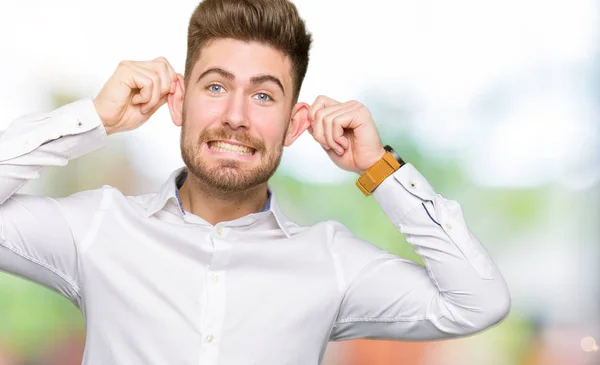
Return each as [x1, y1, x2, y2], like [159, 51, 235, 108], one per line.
[0, 98, 510, 365]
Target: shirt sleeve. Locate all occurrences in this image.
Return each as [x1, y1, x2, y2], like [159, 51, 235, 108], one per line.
[0, 98, 108, 305]
[329, 163, 511, 341]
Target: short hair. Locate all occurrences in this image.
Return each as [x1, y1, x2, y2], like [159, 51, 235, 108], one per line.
[185, 0, 313, 101]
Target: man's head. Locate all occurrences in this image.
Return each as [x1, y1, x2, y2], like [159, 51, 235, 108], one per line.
[168, 0, 312, 194]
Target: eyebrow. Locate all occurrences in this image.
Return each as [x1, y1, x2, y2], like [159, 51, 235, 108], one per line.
[197, 67, 286, 96]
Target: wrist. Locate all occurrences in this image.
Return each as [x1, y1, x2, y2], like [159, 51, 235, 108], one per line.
[358, 146, 386, 175]
[355, 145, 405, 196]
[103, 124, 118, 136]
[93, 99, 117, 136]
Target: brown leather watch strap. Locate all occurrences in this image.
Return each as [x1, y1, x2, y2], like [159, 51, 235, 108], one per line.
[356, 152, 402, 196]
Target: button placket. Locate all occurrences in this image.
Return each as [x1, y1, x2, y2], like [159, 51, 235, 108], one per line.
[198, 236, 231, 364]
[214, 225, 230, 238]
[199, 268, 225, 362]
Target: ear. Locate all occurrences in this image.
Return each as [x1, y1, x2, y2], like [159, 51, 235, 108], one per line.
[284, 102, 310, 146]
[168, 74, 186, 127]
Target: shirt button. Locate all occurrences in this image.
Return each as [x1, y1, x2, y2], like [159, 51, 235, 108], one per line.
[216, 226, 224, 236]
[205, 334, 214, 343]
[409, 181, 417, 189]
[445, 223, 453, 231]
[212, 273, 220, 283]
[76, 120, 83, 127]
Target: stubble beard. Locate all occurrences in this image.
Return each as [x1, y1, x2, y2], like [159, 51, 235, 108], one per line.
[180, 118, 286, 194]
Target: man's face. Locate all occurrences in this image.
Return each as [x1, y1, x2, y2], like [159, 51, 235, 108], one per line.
[177, 38, 302, 193]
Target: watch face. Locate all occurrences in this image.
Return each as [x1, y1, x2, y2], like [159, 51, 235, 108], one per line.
[384, 145, 404, 165]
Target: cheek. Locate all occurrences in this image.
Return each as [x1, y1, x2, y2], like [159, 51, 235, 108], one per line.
[184, 99, 226, 131]
[248, 107, 288, 144]
[190, 97, 226, 118]
[198, 98, 227, 118]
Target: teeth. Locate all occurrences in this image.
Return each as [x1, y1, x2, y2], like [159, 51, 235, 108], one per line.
[210, 141, 254, 155]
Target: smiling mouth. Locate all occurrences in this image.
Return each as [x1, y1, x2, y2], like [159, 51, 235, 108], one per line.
[207, 141, 257, 156]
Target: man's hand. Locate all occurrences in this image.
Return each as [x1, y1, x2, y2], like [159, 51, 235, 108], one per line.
[308, 95, 386, 175]
[93, 57, 180, 135]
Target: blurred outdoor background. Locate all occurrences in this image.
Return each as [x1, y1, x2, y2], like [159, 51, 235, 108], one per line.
[0, 0, 599, 364]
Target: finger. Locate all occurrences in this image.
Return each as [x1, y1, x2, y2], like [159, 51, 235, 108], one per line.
[316, 101, 357, 153]
[147, 61, 171, 96]
[324, 105, 367, 151]
[137, 59, 177, 79]
[152, 57, 177, 94]
[309, 95, 339, 123]
[324, 119, 343, 155]
[134, 59, 177, 95]
[121, 67, 153, 106]
[311, 109, 329, 150]
[128, 64, 162, 114]
[320, 103, 356, 154]
[332, 119, 350, 150]
[324, 103, 359, 154]
[313, 101, 347, 129]
[154, 57, 178, 92]
[310, 97, 341, 150]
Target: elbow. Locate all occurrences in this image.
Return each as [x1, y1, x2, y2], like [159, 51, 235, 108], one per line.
[466, 282, 512, 335]
[483, 287, 511, 328]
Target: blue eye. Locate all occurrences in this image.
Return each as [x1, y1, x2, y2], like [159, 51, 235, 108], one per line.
[208, 84, 223, 93]
[255, 93, 272, 103]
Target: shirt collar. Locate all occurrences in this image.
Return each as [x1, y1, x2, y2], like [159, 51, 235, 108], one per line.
[144, 167, 291, 238]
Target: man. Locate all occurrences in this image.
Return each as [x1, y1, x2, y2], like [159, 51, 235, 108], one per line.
[0, 0, 510, 364]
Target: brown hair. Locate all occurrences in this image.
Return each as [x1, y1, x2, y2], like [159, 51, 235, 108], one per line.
[185, 0, 312, 101]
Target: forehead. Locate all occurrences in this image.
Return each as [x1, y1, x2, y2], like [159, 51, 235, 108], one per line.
[193, 38, 293, 87]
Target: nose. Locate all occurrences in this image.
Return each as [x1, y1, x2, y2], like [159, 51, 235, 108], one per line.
[223, 90, 249, 129]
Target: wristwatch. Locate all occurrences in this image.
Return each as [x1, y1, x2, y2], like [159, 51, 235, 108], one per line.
[356, 145, 405, 196]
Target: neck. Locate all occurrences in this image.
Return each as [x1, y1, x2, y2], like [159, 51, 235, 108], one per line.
[178, 171, 269, 226]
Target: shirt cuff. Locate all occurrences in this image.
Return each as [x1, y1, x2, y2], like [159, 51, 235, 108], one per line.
[0, 98, 108, 162]
[59, 99, 108, 159]
[371, 163, 436, 226]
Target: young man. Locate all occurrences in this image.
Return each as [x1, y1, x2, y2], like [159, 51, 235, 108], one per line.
[0, 0, 510, 364]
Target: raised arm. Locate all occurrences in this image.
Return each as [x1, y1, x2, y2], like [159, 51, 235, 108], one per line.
[328, 164, 510, 341]
[303, 95, 510, 341]
[0, 58, 181, 304]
